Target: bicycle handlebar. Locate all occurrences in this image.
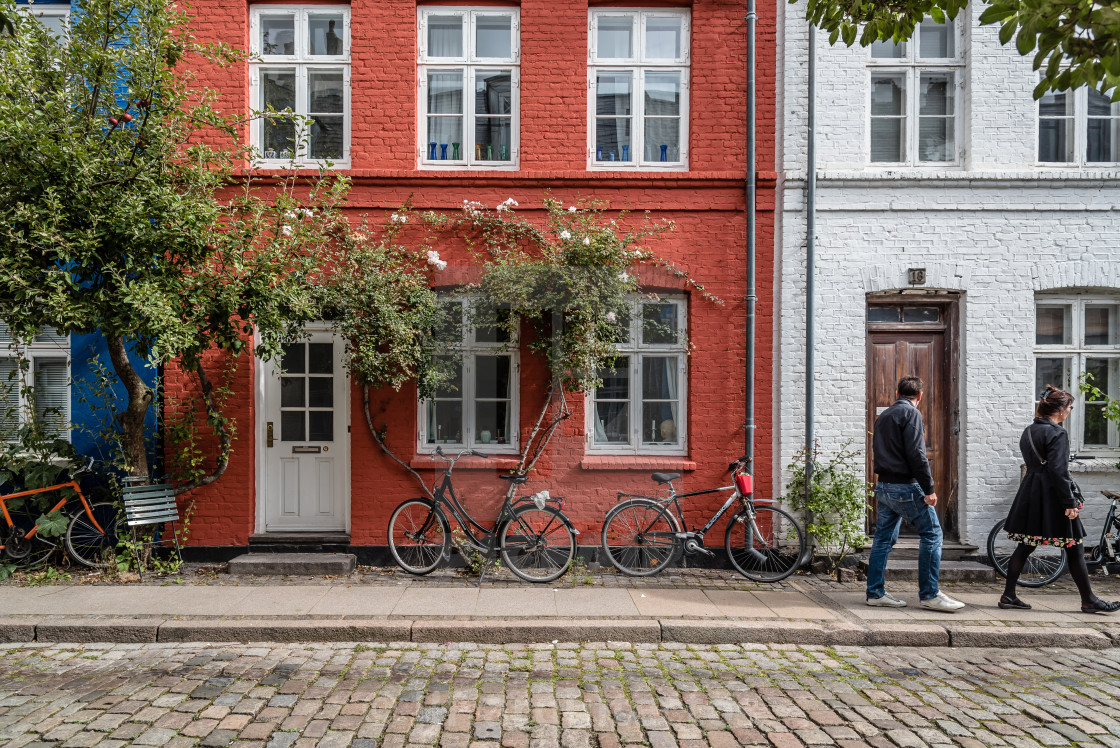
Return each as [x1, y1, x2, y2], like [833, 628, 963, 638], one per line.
[433, 446, 489, 465]
[727, 455, 751, 472]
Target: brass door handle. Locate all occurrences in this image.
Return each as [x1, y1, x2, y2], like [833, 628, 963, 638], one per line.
[266, 422, 274, 448]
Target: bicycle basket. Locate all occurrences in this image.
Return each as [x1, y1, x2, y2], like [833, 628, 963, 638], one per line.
[734, 472, 753, 496]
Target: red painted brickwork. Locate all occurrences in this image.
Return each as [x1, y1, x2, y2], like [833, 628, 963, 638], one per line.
[175, 0, 778, 548]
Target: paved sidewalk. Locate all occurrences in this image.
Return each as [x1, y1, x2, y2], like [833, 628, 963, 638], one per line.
[5, 567, 1120, 647]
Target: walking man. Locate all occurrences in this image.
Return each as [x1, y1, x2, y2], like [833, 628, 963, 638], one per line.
[865, 376, 964, 611]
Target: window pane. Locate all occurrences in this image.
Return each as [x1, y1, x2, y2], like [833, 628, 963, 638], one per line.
[35, 11, 69, 39]
[597, 16, 633, 59]
[262, 71, 296, 156]
[645, 72, 680, 116]
[434, 358, 463, 399]
[33, 328, 66, 346]
[918, 21, 953, 58]
[902, 307, 939, 322]
[475, 71, 512, 161]
[597, 73, 632, 116]
[309, 411, 333, 441]
[281, 343, 305, 373]
[476, 15, 512, 58]
[870, 76, 905, 163]
[1035, 357, 1071, 394]
[595, 402, 629, 443]
[1085, 305, 1118, 346]
[308, 14, 344, 55]
[474, 401, 510, 444]
[643, 401, 679, 444]
[644, 119, 679, 162]
[1038, 91, 1074, 163]
[474, 120, 511, 161]
[474, 307, 511, 343]
[428, 71, 463, 114]
[475, 356, 511, 399]
[33, 359, 67, 438]
[0, 359, 17, 439]
[428, 15, 463, 57]
[308, 343, 333, 374]
[435, 303, 464, 344]
[308, 378, 333, 408]
[645, 16, 682, 60]
[868, 307, 901, 322]
[310, 117, 344, 160]
[596, 119, 632, 163]
[427, 401, 463, 442]
[280, 377, 305, 408]
[427, 119, 464, 160]
[281, 411, 304, 442]
[1087, 90, 1120, 163]
[1036, 305, 1071, 345]
[642, 356, 678, 399]
[918, 73, 954, 162]
[642, 303, 679, 345]
[475, 70, 512, 115]
[598, 357, 630, 399]
[1084, 358, 1115, 446]
[870, 39, 905, 59]
[309, 71, 344, 113]
[260, 15, 295, 55]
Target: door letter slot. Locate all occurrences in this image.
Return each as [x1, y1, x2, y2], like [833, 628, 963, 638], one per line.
[292, 445, 322, 454]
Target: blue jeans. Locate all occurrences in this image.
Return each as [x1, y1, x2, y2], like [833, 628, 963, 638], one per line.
[865, 482, 943, 601]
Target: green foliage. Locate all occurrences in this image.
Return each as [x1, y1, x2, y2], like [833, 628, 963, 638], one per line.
[796, 0, 1120, 99]
[1079, 372, 1120, 469]
[784, 441, 872, 572]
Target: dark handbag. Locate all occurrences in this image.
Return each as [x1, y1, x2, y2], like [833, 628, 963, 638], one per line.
[1026, 424, 1084, 508]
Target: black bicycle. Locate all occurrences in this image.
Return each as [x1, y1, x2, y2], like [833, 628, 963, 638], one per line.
[386, 447, 578, 583]
[600, 456, 806, 581]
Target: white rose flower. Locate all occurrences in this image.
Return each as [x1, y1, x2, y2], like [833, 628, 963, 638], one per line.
[559, 230, 571, 240]
[582, 237, 591, 246]
[606, 312, 617, 323]
[281, 225, 292, 237]
[568, 205, 577, 213]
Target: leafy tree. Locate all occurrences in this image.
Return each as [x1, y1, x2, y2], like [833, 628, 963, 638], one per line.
[0, 0, 348, 482]
[798, 0, 1120, 98]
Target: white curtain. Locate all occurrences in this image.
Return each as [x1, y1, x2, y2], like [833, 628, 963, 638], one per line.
[428, 16, 462, 57]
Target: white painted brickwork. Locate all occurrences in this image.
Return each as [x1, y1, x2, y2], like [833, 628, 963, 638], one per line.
[777, 3, 1120, 547]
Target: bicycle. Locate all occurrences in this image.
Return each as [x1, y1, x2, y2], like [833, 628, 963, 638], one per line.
[600, 456, 806, 582]
[386, 447, 579, 583]
[0, 458, 120, 569]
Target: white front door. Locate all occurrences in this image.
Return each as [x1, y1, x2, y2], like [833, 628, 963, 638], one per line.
[258, 328, 349, 532]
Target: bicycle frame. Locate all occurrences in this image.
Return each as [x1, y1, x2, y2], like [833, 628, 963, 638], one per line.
[1091, 494, 1120, 565]
[0, 480, 104, 550]
[430, 469, 521, 554]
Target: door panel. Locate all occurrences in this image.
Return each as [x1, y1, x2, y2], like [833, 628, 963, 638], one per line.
[867, 322, 956, 539]
[260, 329, 348, 532]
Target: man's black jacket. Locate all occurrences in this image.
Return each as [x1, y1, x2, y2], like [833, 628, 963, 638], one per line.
[872, 398, 935, 495]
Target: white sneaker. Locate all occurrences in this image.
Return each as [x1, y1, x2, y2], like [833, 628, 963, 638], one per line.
[919, 592, 965, 612]
[866, 592, 907, 608]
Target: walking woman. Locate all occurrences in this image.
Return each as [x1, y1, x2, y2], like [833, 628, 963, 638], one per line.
[999, 385, 1119, 613]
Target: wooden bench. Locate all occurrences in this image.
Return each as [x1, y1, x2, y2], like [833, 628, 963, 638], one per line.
[121, 483, 182, 576]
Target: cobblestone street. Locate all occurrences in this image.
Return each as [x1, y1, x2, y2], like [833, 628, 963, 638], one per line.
[4, 641, 1120, 748]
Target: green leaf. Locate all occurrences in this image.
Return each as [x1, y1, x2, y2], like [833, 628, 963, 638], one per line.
[35, 509, 68, 538]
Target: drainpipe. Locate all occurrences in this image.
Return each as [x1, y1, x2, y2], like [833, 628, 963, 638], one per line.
[802, 22, 818, 566]
[744, 0, 757, 469]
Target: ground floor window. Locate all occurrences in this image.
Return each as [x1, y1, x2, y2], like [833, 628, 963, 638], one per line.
[0, 324, 70, 441]
[589, 296, 687, 454]
[1035, 294, 1120, 453]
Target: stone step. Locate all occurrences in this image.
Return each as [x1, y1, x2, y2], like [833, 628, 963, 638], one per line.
[882, 559, 996, 583]
[227, 553, 357, 576]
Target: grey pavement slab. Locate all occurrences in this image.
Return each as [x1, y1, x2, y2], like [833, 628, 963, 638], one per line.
[751, 590, 836, 619]
[476, 587, 557, 617]
[222, 586, 333, 616]
[551, 588, 639, 617]
[703, 590, 778, 617]
[308, 585, 406, 615]
[628, 589, 721, 617]
[391, 587, 479, 616]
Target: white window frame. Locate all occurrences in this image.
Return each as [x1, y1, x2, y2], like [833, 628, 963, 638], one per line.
[1036, 86, 1120, 167]
[587, 9, 690, 171]
[1034, 293, 1120, 457]
[866, 18, 964, 167]
[417, 297, 520, 454]
[249, 5, 351, 169]
[417, 7, 521, 171]
[0, 325, 71, 443]
[19, 4, 70, 38]
[587, 296, 688, 455]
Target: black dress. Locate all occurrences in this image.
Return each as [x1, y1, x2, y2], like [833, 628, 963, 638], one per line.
[1003, 417, 1086, 547]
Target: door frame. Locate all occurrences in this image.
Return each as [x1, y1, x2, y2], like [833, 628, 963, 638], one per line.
[254, 322, 352, 535]
[865, 292, 961, 541]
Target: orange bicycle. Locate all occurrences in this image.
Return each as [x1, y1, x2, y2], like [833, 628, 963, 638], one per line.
[0, 458, 119, 568]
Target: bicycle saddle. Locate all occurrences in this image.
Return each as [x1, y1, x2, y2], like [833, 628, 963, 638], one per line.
[651, 472, 680, 484]
[499, 474, 529, 484]
[1104, 490, 1120, 500]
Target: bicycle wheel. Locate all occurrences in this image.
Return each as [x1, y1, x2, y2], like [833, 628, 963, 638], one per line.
[387, 499, 449, 575]
[986, 518, 1067, 587]
[5, 503, 60, 568]
[65, 502, 120, 568]
[601, 499, 681, 577]
[500, 505, 577, 583]
[725, 505, 805, 582]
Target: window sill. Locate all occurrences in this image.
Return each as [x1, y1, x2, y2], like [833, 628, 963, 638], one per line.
[580, 455, 696, 471]
[409, 455, 521, 470]
[1071, 458, 1120, 473]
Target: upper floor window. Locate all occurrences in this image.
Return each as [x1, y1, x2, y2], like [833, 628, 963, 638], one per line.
[589, 297, 687, 454]
[19, 4, 70, 38]
[420, 299, 519, 453]
[418, 7, 520, 170]
[0, 324, 70, 441]
[588, 9, 690, 170]
[1035, 294, 1120, 454]
[1038, 87, 1120, 165]
[868, 18, 962, 165]
[249, 6, 350, 168]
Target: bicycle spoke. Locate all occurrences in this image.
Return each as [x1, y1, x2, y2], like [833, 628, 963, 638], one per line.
[601, 499, 679, 577]
[388, 500, 448, 575]
[501, 506, 576, 583]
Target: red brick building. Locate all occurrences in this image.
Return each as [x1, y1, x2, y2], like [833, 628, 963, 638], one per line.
[179, 0, 777, 557]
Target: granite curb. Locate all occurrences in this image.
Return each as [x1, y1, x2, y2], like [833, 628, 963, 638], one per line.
[2, 616, 1115, 648]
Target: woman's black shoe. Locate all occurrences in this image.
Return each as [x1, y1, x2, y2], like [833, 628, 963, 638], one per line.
[998, 595, 1031, 610]
[1081, 599, 1120, 614]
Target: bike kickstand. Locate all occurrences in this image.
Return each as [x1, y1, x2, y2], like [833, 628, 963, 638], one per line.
[477, 556, 498, 588]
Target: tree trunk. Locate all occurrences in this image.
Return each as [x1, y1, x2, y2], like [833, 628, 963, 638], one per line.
[106, 335, 153, 478]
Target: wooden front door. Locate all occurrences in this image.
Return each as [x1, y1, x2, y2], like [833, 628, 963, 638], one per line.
[866, 299, 958, 539]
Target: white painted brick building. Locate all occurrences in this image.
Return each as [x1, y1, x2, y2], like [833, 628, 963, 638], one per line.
[777, 2, 1120, 549]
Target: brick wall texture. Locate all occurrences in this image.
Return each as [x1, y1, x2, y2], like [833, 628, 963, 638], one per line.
[172, 0, 776, 547]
